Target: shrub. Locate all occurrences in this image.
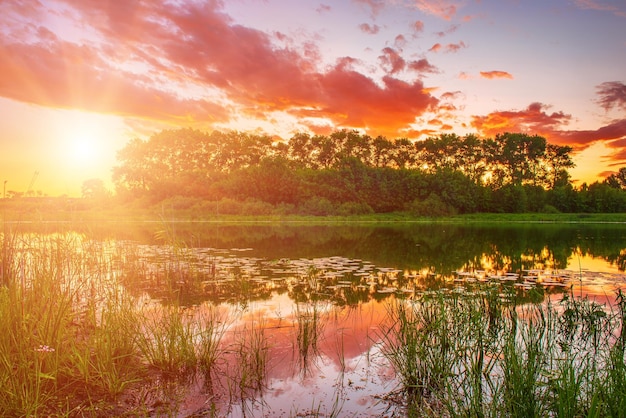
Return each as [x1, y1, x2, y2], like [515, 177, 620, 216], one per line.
[242, 199, 274, 215]
[337, 201, 374, 216]
[298, 197, 336, 216]
[542, 204, 561, 214]
[408, 193, 457, 217]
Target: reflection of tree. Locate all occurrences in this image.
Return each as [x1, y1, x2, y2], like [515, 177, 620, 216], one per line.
[20, 223, 626, 306]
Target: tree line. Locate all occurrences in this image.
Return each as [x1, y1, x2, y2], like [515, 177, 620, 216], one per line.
[110, 128, 626, 215]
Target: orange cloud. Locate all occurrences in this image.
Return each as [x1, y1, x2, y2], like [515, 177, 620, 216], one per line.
[0, 0, 439, 138]
[480, 71, 514, 80]
[472, 103, 626, 162]
[604, 134, 626, 163]
[317, 70, 438, 136]
[471, 102, 571, 141]
[429, 43, 442, 52]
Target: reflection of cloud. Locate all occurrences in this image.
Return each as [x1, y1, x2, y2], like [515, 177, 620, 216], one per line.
[0, 0, 438, 138]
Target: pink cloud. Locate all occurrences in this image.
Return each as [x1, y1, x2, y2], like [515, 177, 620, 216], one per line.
[411, 0, 461, 20]
[596, 81, 626, 112]
[316, 4, 331, 13]
[359, 23, 380, 34]
[429, 41, 467, 53]
[412, 20, 425, 34]
[352, 0, 386, 16]
[435, 24, 459, 37]
[407, 58, 439, 74]
[471, 103, 626, 163]
[0, 0, 442, 138]
[378, 47, 406, 74]
[573, 0, 626, 18]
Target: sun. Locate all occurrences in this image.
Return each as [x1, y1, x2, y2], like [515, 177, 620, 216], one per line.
[65, 133, 101, 166]
[68, 137, 92, 161]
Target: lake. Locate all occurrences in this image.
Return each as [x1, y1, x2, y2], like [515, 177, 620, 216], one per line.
[2, 220, 626, 416]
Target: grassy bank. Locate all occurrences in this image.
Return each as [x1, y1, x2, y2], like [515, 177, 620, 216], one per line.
[2, 197, 626, 224]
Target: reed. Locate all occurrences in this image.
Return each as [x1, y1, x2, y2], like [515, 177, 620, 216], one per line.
[133, 302, 197, 375]
[379, 285, 626, 417]
[294, 301, 326, 377]
[194, 303, 228, 382]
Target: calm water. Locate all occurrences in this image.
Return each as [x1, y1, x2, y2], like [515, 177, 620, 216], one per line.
[12, 221, 626, 416]
[98, 221, 626, 301]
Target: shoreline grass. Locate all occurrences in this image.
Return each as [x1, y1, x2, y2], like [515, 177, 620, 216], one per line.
[378, 287, 626, 417]
[3, 197, 626, 224]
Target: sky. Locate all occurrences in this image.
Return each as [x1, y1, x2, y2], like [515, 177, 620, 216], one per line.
[1, 0, 626, 197]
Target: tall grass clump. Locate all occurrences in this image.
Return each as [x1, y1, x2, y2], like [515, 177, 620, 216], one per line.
[71, 286, 142, 398]
[0, 231, 83, 416]
[379, 291, 466, 414]
[294, 301, 326, 377]
[133, 302, 197, 375]
[379, 285, 626, 417]
[224, 314, 271, 415]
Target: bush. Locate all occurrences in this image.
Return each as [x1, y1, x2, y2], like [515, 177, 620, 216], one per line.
[408, 193, 457, 217]
[242, 199, 274, 215]
[298, 197, 336, 216]
[216, 198, 244, 215]
[273, 203, 297, 216]
[541, 204, 560, 214]
[337, 201, 374, 216]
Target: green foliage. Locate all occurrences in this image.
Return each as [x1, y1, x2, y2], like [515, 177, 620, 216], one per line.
[109, 127, 626, 215]
[298, 197, 335, 216]
[409, 193, 457, 217]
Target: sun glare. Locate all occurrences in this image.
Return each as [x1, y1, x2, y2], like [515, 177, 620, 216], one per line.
[69, 137, 98, 163]
[57, 112, 113, 169]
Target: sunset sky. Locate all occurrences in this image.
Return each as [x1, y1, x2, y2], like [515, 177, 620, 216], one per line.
[1, 0, 626, 196]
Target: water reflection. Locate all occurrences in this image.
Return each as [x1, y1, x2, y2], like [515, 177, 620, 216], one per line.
[94, 222, 625, 307]
[3, 221, 626, 416]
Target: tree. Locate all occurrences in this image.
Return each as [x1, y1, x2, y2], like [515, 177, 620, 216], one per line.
[493, 133, 547, 186]
[81, 178, 110, 200]
[542, 144, 574, 189]
[604, 167, 626, 190]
